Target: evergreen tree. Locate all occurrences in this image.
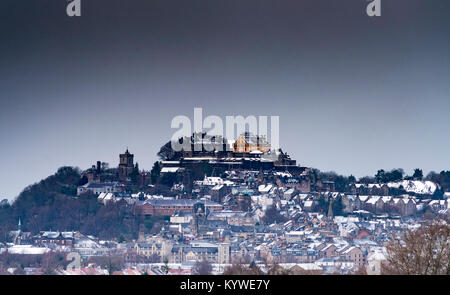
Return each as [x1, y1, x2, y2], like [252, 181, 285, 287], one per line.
[412, 169, 423, 180]
[150, 161, 161, 184]
[130, 163, 140, 185]
[375, 169, 386, 183]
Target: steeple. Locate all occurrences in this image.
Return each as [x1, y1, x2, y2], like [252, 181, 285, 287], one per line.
[327, 199, 334, 221]
[18, 218, 21, 232]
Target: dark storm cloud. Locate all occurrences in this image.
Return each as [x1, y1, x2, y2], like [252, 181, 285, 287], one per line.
[0, 0, 449, 200]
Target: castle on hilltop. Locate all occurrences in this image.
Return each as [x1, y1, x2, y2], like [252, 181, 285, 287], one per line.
[78, 132, 308, 195]
[159, 132, 305, 180]
[80, 148, 151, 192]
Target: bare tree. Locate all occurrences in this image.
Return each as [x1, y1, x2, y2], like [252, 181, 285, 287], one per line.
[157, 141, 179, 161]
[192, 259, 213, 275]
[86, 255, 125, 274]
[125, 249, 160, 264]
[382, 219, 450, 275]
[266, 264, 290, 275]
[223, 259, 264, 275]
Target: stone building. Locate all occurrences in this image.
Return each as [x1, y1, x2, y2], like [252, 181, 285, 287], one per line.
[119, 149, 134, 181]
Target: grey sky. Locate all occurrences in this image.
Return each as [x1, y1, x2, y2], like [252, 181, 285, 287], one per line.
[0, 0, 449, 201]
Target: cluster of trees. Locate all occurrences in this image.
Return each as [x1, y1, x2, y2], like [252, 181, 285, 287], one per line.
[157, 141, 181, 161]
[316, 194, 344, 216]
[0, 252, 68, 275]
[150, 161, 161, 184]
[425, 170, 450, 191]
[374, 168, 425, 183]
[313, 168, 411, 193]
[221, 259, 318, 275]
[129, 163, 141, 186]
[0, 167, 143, 241]
[85, 255, 125, 274]
[262, 205, 287, 224]
[149, 161, 210, 192]
[382, 219, 449, 275]
[222, 261, 265, 275]
[311, 170, 355, 192]
[142, 215, 168, 234]
[375, 169, 405, 183]
[192, 259, 213, 275]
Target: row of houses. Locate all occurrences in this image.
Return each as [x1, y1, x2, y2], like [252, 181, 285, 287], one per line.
[299, 193, 449, 216]
[132, 199, 223, 216]
[350, 180, 439, 196]
[317, 243, 365, 268]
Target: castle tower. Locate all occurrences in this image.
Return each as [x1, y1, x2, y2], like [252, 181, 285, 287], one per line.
[218, 243, 230, 264]
[137, 231, 145, 242]
[119, 148, 134, 180]
[192, 201, 206, 236]
[233, 134, 249, 153]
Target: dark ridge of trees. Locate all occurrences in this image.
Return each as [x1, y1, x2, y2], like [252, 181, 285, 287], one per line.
[375, 169, 404, 183]
[310, 169, 355, 193]
[426, 170, 450, 191]
[358, 176, 376, 184]
[157, 140, 180, 161]
[0, 166, 141, 240]
[316, 171, 354, 192]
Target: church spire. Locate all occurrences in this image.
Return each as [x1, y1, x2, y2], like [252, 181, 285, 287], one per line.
[327, 199, 334, 221]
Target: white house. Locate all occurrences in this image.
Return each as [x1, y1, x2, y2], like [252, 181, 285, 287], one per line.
[77, 182, 124, 196]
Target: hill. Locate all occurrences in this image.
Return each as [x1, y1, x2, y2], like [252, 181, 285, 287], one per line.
[0, 167, 140, 242]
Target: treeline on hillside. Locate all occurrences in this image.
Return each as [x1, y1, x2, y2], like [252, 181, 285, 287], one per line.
[0, 167, 141, 242]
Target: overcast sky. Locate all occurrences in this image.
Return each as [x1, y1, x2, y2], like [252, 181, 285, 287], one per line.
[0, 0, 449, 201]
